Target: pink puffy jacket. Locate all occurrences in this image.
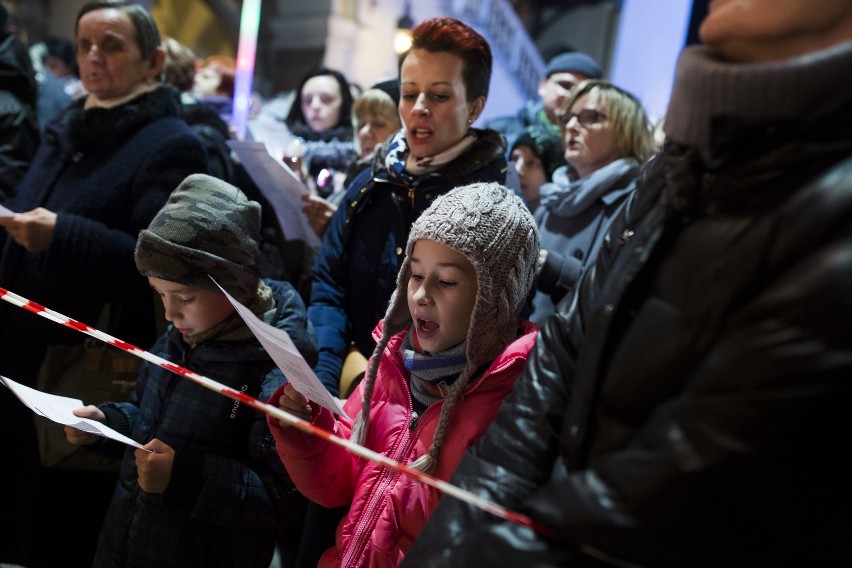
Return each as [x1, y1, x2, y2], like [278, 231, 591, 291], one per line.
[268, 319, 538, 568]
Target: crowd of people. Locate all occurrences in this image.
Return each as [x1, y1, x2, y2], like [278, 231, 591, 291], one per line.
[0, 0, 849, 566]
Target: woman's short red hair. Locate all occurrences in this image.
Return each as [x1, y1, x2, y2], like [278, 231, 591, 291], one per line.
[406, 17, 492, 102]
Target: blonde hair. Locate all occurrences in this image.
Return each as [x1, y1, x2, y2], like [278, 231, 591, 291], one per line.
[352, 88, 399, 125]
[351, 88, 402, 153]
[560, 79, 653, 164]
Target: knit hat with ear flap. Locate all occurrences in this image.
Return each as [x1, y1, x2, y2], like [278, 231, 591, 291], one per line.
[351, 182, 540, 474]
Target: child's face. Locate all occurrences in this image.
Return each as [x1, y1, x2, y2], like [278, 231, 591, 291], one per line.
[407, 240, 478, 353]
[511, 144, 547, 204]
[148, 277, 235, 337]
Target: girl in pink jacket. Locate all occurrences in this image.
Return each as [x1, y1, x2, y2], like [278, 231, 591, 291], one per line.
[268, 181, 540, 567]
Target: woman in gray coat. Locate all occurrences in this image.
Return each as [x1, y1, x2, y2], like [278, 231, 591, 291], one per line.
[530, 80, 652, 324]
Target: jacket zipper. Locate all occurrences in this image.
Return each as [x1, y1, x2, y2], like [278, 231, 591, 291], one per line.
[339, 334, 527, 566]
[340, 359, 426, 567]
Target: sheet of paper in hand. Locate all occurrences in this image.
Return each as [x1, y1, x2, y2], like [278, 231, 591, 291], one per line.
[0, 204, 15, 218]
[212, 279, 350, 420]
[0, 375, 148, 451]
[226, 140, 321, 248]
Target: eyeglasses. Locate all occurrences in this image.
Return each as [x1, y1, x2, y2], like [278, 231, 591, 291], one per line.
[563, 109, 607, 128]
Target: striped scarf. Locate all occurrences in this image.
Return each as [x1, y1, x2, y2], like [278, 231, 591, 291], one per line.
[401, 328, 466, 410]
[384, 129, 477, 183]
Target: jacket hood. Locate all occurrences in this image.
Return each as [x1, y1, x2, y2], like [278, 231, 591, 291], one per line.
[165, 279, 316, 365]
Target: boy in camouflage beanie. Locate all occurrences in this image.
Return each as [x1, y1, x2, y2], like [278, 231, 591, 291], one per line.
[65, 173, 316, 567]
[135, 173, 262, 302]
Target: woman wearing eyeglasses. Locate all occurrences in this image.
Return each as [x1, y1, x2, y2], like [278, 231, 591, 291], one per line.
[529, 79, 653, 324]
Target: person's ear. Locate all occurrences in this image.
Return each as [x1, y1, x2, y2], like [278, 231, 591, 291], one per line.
[537, 77, 549, 98]
[467, 96, 485, 125]
[147, 46, 167, 79]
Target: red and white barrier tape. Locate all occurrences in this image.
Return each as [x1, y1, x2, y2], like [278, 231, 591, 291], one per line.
[0, 286, 548, 533]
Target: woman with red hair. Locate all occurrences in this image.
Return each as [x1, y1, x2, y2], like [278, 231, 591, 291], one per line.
[308, 17, 507, 398]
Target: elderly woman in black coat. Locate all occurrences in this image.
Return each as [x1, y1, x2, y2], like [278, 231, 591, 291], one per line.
[0, 2, 208, 565]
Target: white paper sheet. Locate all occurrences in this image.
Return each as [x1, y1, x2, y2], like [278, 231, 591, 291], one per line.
[246, 111, 297, 163]
[227, 140, 321, 248]
[0, 375, 147, 450]
[213, 281, 350, 420]
[0, 204, 15, 218]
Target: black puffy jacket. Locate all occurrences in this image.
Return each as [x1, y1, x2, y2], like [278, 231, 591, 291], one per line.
[403, 54, 852, 568]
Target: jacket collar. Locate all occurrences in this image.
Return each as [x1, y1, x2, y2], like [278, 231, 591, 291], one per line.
[665, 42, 852, 169]
[62, 87, 181, 151]
[374, 319, 538, 394]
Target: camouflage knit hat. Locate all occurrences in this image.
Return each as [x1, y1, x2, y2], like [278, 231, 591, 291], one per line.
[135, 174, 262, 300]
[351, 182, 540, 473]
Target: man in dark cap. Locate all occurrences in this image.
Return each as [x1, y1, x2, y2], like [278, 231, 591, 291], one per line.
[485, 50, 602, 156]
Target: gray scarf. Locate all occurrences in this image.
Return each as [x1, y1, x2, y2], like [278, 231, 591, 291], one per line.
[540, 157, 640, 218]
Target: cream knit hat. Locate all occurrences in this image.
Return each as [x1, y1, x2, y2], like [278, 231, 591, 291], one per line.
[351, 182, 540, 473]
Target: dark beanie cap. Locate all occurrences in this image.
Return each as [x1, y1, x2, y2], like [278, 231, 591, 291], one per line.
[135, 174, 262, 300]
[545, 51, 602, 79]
[511, 125, 565, 181]
[371, 79, 400, 107]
